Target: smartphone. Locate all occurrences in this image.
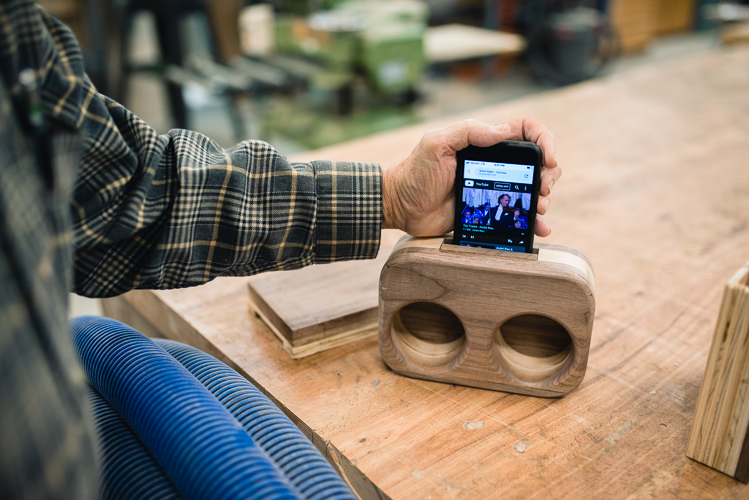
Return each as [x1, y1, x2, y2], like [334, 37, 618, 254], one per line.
[454, 141, 543, 253]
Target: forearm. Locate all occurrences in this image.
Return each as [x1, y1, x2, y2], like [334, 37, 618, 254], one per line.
[72, 101, 382, 296]
[26, 7, 381, 297]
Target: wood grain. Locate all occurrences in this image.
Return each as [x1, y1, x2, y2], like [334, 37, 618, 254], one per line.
[687, 262, 749, 482]
[397, 302, 465, 345]
[502, 314, 572, 358]
[379, 238, 595, 396]
[102, 47, 749, 499]
[246, 230, 404, 358]
[440, 238, 539, 260]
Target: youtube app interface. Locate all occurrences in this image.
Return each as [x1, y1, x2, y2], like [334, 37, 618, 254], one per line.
[458, 159, 535, 252]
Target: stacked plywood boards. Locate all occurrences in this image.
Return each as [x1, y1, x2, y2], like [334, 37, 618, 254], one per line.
[687, 261, 749, 482]
[247, 230, 404, 358]
[247, 254, 385, 359]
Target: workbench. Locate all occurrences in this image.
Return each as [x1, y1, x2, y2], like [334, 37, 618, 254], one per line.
[102, 47, 749, 499]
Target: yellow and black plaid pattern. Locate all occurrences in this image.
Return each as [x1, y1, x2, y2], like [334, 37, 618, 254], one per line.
[35, 11, 382, 296]
[0, 0, 381, 497]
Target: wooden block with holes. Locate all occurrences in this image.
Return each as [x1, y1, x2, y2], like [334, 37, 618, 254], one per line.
[687, 261, 749, 482]
[378, 235, 596, 397]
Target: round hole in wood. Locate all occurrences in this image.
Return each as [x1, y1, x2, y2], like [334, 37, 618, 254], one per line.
[392, 302, 466, 367]
[496, 314, 573, 381]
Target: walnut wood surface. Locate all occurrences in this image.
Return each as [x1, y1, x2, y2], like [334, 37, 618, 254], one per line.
[246, 232, 401, 358]
[379, 238, 595, 397]
[687, 262, 749, 481]
[440, 239, 539, 260]
[102, 47, 749, 499]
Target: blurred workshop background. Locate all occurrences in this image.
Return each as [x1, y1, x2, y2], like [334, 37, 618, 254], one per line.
[60, 0, 749, 317]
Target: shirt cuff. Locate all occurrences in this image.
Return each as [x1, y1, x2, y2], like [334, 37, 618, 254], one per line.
[311, 160, 382, 264]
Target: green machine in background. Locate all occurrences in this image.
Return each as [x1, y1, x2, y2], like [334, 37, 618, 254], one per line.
[358, 2, 426, 97]
[265, 0, 428, 149]
[276, 1, 426, 96]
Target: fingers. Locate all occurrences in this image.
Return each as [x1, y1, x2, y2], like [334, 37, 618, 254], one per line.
[537, 189, 555, 215]
[440, 119, 514, 152]
[429, 117, 557, 170]
[535, 214, 551, 237]
[503, 116, 557, 170]
[423, 116, 557, 239]
[539, 161, 561, 197]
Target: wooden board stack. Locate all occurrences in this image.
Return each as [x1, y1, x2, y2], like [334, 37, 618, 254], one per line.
[687, 261, 749, 482]
[247, 255, 385, 359]
[247, 230, 404, 358]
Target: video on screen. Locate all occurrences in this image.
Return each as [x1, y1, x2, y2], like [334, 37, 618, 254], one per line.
[459, 187, 532, 230]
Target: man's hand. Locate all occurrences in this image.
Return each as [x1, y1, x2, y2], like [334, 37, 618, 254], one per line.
[382, 117, 560, 237]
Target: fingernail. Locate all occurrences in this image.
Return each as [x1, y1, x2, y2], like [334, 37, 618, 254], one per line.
[545, 198, 551, 210]
[496, 123, 508, 132]
[548, 179, 554, 192]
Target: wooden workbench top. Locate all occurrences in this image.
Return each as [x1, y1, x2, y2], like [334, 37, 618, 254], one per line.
[104, 47, 749, 499]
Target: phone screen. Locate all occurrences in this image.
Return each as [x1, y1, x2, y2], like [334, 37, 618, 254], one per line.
[455, 143, 541, 253]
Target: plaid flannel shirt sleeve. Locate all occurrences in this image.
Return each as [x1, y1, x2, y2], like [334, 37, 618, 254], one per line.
[35, 10, 382, 297]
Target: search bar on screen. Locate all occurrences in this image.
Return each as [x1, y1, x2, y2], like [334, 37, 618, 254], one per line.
[465, 160, 533, 184]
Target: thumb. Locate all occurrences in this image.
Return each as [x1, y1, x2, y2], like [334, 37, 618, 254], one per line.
[444, 119, 512, 153]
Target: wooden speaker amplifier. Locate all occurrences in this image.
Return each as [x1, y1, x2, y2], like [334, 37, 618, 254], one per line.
[378, 235, 596, 398]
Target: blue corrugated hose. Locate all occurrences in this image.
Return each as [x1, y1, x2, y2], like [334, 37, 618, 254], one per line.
[85, 385, 182, 500]
[154, 339, 357, 500]
[71, 316, 300, 500]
